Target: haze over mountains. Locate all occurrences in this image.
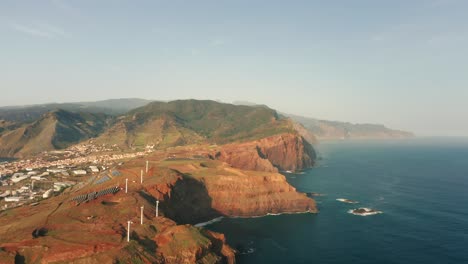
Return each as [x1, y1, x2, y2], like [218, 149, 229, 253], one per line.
[0, 99, 153, 123]
[234, 101, 414, 140]
[0, 99, 413, 158]
[286, 113, 413, 140]
[0, 110, 112, 158]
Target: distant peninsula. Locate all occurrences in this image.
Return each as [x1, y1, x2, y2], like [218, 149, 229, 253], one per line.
[232, 101, 414, 140]
[285, 113, 414, 140]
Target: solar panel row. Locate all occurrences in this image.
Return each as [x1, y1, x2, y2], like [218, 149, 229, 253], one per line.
[71, 186, 120, 204]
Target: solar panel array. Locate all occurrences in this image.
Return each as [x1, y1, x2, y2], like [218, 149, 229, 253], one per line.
[94, 175, 111, 185]
[71, 186, 120, 204]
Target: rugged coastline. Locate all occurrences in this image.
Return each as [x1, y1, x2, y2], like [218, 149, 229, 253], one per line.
[0, 132, 317, 263]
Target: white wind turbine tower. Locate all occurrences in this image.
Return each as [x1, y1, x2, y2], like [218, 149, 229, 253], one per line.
[127, 221, 133, 242]
[146, 160, 149, 173]
[140, 206, 144, 225]
[140, 169, 143, 184]
[125, 178, 128, 193]
[156, 200, 159, 217]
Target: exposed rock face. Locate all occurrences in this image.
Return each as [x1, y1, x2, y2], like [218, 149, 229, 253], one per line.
[145, 167, 316, 223]
[202, 171, 317, 217]
[215, 133, 316, 172]
[0, 130, 317, 263]
[155, 225, 235, 264]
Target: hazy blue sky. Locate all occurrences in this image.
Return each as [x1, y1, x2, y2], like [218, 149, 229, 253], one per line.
[1, 0, 467, 136]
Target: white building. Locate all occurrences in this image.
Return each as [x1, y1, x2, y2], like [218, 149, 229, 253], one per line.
[43, 189, 53, 199]
[73, 170, 87, 176]
[89, 166, 99, 173]
[17, 186, 30, 193]
[47, 168, 65, 174]
[38, 172, 50, 177]
[31, 176, 45, 181]
[53, 182, 74, 192]
[11, 173, 29, 183]
[4, 196, 21, 202]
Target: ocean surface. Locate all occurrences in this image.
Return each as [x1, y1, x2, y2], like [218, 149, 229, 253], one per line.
[207, 138, 468, 264]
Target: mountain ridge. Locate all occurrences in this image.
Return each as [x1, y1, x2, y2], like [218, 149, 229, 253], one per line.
[0, 98, 153, 123]
[96, 100, 298, 150]
[0, 109, 112, 158]
[286, 113, 414, 140]
[0, 98, 413, 159]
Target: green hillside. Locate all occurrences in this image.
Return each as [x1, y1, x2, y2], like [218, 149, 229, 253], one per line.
[96, 100, 296, 149]
[0, 109, 112, 158]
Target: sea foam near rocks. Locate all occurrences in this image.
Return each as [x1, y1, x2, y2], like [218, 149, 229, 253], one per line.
[348, 207, 383, 216]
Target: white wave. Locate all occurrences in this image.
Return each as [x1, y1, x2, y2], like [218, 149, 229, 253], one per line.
[239, 247, 256, 255]
[231, 210, 315, 219]
[194, 216, 224, 227]
[336, 198, 359, 204]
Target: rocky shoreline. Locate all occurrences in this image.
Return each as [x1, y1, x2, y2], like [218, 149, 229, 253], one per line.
[0, 133, 317, 263]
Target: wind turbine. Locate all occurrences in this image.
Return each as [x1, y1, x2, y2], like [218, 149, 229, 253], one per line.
[125, 178, 128, 193]
[127, 221, 133, 242]
[140, 169, 143, 184]
[141, 206, 144, 225]
[156, 200, 159, 218]
[146, 160, 149, 173]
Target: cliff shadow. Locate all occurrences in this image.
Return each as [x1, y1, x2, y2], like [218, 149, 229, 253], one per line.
[130, 231, 157, 254]
[14, 253, 25, 264]
[161, 173, 222, 225]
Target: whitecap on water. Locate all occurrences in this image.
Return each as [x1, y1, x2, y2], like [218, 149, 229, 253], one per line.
[194, 216, 224, 227]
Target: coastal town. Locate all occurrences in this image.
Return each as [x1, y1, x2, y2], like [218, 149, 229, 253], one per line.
[0, 142, 153, 211]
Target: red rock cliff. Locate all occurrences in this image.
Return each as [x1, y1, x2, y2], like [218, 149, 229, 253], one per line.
[202, 169, 317, 217]
[215, 133, 316, 172]
[145, 166, 316, 223]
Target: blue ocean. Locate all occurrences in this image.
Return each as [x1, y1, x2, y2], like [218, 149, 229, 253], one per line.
[208, 138, 468, 264]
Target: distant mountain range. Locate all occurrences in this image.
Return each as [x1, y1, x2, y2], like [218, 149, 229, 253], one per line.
[0, 98, 152, 123]
[233, 101, 414, 140]
[0, 98, 413, 158]
[0, 110, 112, 158]
[285, 113, 414, 140]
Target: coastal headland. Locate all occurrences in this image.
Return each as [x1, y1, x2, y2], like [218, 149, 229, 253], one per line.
[0, 133, 316, 263]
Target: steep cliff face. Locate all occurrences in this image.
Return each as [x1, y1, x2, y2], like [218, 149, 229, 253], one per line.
[202, 170, 317, 217]
[215, 133, 316, 172]
[145, 166, 316, 224]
